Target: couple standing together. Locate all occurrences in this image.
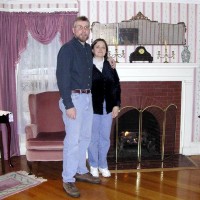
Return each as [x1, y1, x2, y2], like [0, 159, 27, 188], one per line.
[56, 16, 121, 198]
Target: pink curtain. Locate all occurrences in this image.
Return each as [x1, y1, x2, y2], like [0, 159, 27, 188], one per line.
[24, 12, 77, 45]
[0, 11, 77, 159]
[0, 12, 28, 159]
[60, 13, 77, 44]
[25, 13, 62, 44]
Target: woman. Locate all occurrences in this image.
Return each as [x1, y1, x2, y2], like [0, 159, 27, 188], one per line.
[88, 38, 121, 177]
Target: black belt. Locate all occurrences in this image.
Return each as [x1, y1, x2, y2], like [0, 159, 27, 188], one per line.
[71, 89, 91, 94]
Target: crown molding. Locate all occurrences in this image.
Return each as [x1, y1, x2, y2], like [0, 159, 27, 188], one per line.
[76, 0, 200, 3]
[0, 0, 200, 4]
[0, 0, 77, 3]
[0, 0, 78, 12]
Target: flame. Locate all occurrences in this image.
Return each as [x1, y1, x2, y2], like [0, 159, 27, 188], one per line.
[124, 131, 129, 137]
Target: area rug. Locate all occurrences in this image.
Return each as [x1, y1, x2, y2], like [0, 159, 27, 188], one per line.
[0, 171, 47, 199]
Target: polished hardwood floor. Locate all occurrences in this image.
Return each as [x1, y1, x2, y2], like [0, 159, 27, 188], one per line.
[1, 155, 200, 200]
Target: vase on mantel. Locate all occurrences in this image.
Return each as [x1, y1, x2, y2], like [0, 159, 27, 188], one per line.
[181, 45, 191, 63]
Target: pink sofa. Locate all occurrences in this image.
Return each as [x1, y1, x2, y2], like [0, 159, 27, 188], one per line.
[25, 91, 65, 173]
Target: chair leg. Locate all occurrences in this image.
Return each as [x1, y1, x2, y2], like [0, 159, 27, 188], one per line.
[27, 161, 33, 175]
[35, 161, 39, 176]
[27, 161, 40, 175]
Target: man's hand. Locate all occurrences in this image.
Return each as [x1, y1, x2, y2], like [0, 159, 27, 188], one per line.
[108, 57, 116, 69]
[66, 107, 76, 119]
[112, 106, 119, 118]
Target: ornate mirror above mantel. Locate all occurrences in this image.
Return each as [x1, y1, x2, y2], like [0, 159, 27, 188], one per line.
[91, 12, 186, 45]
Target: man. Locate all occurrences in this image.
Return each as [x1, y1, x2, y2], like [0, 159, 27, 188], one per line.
[56, 16, 115, 198]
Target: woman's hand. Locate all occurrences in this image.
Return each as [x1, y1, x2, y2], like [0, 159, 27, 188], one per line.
[108, 57, 116, 69]
[112, 106, 120, 118]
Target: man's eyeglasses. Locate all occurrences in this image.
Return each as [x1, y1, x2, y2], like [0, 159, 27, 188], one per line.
[75, 25, 90, 31]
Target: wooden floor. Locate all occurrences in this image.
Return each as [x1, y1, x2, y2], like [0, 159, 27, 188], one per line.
[1, 155, 200, 200]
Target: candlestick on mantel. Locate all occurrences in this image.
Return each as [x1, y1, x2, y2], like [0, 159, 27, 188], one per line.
[164, 40, 167, 51]
[115, 41, 118, 49]
[113, 37, 118, 48]
[157, 41, 175, 63]
[108, 46, 125, 63]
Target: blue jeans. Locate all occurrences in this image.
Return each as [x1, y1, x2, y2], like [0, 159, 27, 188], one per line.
[59, 93, 93, 183]
[88, 105, 112, 169]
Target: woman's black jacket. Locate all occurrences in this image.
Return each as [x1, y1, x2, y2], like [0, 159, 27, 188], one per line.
[91, 60, 121, 115]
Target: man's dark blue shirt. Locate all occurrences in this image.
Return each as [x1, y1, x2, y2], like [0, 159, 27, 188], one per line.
[56, 37, 93, 109]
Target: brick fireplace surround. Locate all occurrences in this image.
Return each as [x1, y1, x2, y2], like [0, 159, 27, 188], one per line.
[114, 63, 197, 155]
[116, 81, 181, 154]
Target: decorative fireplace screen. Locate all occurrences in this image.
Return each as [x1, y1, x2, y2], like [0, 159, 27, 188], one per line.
[115, 104, 177, 163]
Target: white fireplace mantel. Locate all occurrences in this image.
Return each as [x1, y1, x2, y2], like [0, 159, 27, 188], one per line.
[116, 63, 198, 155]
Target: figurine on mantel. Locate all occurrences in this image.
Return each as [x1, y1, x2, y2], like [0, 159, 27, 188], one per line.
[181, 45, 191, 63]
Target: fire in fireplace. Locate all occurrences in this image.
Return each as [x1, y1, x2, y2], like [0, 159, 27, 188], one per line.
[119, 130, 159, 156]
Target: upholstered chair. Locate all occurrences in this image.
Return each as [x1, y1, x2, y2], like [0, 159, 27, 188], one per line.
[25, 91, 65, 174]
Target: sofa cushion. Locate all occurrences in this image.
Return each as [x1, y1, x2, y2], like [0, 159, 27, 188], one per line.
[27, 131, 65, 150]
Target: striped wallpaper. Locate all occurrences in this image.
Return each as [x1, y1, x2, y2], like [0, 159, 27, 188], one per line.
[78, 1, 199, 64]
[0, 1, 199, 63]
[1, 0, 200, 142]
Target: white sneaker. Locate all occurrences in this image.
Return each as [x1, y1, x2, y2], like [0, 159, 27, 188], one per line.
[99, 168, 111, 177]
[90, 166, 99, 177]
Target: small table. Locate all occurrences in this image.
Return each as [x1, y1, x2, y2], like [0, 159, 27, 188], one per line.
[0, 130, 5, 173]
[0, 112, 13, 167]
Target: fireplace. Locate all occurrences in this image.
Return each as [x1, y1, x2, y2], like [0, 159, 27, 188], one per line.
[107, 63, 197, 159]
[117, 107, 162, 161]
[109, 102, 177, 162]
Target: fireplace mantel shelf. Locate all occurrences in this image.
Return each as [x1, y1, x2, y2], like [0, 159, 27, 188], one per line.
[116, 62, 198, 155]
[116, 63, 197, 82]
